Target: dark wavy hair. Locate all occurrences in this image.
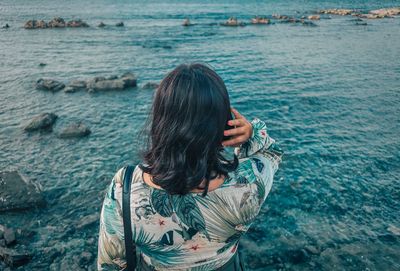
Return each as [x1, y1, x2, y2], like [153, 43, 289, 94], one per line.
[138, 63, 239, 197]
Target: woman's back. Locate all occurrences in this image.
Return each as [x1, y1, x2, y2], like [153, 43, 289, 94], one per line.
[97, 117, 282, 270]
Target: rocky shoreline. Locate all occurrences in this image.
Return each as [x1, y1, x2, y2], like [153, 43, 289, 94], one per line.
[1, 7, 394, 30]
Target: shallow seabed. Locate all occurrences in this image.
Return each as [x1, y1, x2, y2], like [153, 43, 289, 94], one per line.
[0, 0, 399, 270]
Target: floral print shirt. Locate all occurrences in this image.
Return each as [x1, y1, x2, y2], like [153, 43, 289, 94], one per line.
[97, 118, 283, 271]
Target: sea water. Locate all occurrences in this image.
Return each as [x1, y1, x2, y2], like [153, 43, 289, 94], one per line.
[0, 0, 399, 270]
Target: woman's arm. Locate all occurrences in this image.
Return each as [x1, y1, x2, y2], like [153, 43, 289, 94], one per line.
[222, 108, 283, 170]
[97, 169, 127, 271]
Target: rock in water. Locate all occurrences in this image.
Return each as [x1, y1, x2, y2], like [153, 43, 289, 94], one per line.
[86, 73, 137, 91]
[0, 171, 45, 212]
[369, 7, 400, 17]
[64, 80, 87, 93]
[0, 247, 31, 267]
[58, 122, 91, 138]
[66, 19, 89, 27]
[23, 113, 58, 132]
[2, 227, 16, 246]
[308, 15, 320, 20]
[48, 17, 66, 28]
[142, 82, 159, 89]
[36, 78, 65, 91]
[121, 72, 137, 88]
[24, 20, 47, 29]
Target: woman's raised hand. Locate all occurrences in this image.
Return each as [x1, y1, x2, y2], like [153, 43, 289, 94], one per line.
[222, 107, 253, 147]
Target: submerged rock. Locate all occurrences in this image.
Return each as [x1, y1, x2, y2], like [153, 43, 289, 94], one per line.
[142, 82, 159, 89]
[58, 122, 91, 138]
[24, 20, 47, 29]
[0, 247, 31, 267]
[0, 171, 45, 212]
[66, 19, 89, 27]
[48, 17, 66, 28]
[23, 113, 58, 132]
[36, 78, 65, 92]
[64, 80, 87, 93]
[115, 22, 124, 27]
[76, 214, 99, 230]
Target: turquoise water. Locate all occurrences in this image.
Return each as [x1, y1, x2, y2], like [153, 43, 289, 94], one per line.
[0, 0, 399, 270]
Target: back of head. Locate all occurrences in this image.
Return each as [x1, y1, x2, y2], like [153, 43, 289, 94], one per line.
[139, 63, 238, 196]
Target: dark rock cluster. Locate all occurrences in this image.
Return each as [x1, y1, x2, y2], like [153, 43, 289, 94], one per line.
[24, 17, 89, 29]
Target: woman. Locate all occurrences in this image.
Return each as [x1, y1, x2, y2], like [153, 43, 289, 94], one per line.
[97, 63, 282, 270]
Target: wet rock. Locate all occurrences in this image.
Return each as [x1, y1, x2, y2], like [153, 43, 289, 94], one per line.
[98, 22, 106, 27]
[36, 78, 65, 92]
[87, 73, 137, 91]
[182, 18, 192, 26]
[2, 24, 10, 29]
[67, 19, 89, 27]
[318, 9, 355, 16]
[0, 247, 31, 267]
[48, 17, 66, 28]
[3, 228, 15, 246]
[357, 13, 385, 19]
[308, 15, 320, 20]
[115, 22, 124, 27]
[221, 17, 245, 26]
[58, 122, 91, 139]
[76, 214, 99, 230]
[121, 72, 137, 87]
[251, 16, 270, 24]
[24, 113, 58, 132]
[142, 82, 159, 89]
[64, 80, 87, 93]
[0, 171, 45, 211]
[272, 14, 290, 20]
[24, 20, 47, 29]
[369, 7, 400, 17]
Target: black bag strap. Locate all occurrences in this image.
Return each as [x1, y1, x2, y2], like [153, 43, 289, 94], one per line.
[122, 165, 137, 271]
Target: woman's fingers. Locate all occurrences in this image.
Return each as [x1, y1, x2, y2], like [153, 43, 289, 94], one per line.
[227, 118, 243, 127]
[224, 126, 246, 136]
[222, 135, 247, 147]
[231, 107, 243, 119]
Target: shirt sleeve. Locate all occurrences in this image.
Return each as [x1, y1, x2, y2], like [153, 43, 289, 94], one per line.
[234, 117, 283, 171]
[97, 168, 127, 271]
[232, 117, 283, 215]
